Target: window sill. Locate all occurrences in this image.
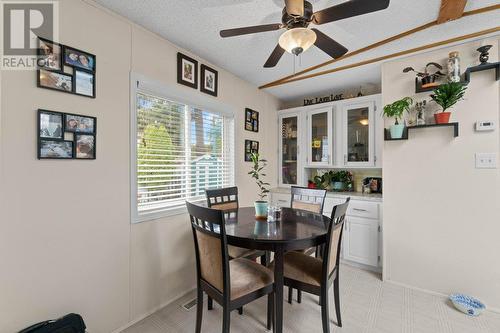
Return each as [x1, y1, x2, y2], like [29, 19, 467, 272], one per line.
[132, 199, 205, 224]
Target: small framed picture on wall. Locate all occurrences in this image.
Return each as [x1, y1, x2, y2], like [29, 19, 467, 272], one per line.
[245, 108, 259, 132]
[37, 37, 63, 71]
[200, 64, 218, 97]
[244, 140, 259, 162]
[177, 52, 198, 89]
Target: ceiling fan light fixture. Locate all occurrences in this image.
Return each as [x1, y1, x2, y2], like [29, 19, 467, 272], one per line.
[279, 28, 316, 56]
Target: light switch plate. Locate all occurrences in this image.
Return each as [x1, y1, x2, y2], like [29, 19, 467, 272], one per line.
[475, 153, 498, 169]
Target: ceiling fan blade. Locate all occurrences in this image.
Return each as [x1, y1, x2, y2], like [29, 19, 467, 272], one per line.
[264, 44, 285, 68]
[220, 23, 282, 38]
[285, 0, 304, 16]
[312, 0, 390, 25]
[312, 29, 348, 59]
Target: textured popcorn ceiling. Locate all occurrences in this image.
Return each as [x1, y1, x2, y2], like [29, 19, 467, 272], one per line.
[93, 0, 500, 102]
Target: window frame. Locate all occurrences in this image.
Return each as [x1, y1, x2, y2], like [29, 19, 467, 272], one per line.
[130, 74, 235, 223]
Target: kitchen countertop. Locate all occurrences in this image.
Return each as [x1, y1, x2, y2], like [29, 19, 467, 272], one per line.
[271, 187, 383, 202]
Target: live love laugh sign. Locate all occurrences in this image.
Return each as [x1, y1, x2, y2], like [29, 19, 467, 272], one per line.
[304, 93, 344, 106]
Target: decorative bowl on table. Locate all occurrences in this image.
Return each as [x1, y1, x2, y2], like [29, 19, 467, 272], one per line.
[449, 294, 485, 316]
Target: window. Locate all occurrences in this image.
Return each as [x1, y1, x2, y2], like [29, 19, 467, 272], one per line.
[134, 91, 234, 220]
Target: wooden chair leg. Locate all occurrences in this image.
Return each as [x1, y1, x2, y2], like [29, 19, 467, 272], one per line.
[267, 293, 274, 330]
[208, 296, 213, 310]
[334, 277, 342, 327]
[288, 287, 293, 304]
[238, 307, 243, 315]
[222, 306, 231, 333]
[320, 286, 330, 333]
[195, 288, 203, 333]
[297, 289, 302, 303]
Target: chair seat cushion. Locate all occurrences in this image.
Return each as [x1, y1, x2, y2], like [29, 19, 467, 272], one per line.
[230, 258, 274, 300]
[271, 251, 323, 287]
[228, 245, 258, 259]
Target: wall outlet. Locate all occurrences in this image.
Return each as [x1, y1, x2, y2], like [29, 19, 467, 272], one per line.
[475, 153, 498, 169]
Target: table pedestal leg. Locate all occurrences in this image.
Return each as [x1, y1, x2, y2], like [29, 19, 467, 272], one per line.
[274, 246, 284, 333]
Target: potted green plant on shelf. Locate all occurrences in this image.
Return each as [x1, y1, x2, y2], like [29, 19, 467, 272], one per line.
[430, 81, 467, 124]
[249, 152, 270, 219]
[313, 170, 353, 192]
[383, 97, 413, 139]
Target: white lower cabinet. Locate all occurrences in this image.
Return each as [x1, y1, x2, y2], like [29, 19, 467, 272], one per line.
[343, 216, 379, 267]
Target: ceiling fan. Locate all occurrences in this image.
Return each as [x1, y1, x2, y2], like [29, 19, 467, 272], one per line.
[220, 0, 390, 68]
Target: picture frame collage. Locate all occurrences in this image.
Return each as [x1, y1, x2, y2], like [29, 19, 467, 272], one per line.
[244, 140, 259, 162]
[37, 37, 96, 98]
[245, 108, 259, 132]
[177, 53, 218, 97]
[38, 109, 96, 160]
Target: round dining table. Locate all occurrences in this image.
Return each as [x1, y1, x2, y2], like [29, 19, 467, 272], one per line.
[224, 207, 331, 333]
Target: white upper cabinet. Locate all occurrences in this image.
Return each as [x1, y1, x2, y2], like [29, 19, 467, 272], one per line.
[278, 111, 302, 187]
[306, 106, 334, 167]
[341, 100, 376, 167]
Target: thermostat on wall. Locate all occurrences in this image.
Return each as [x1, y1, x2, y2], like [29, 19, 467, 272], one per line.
[475, 121, 495, 132]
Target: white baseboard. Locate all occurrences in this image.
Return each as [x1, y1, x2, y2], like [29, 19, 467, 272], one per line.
[386, 279, 500, 314]
[110, 286, 196, 333]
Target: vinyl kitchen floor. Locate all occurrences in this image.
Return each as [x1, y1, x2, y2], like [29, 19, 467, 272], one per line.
[122, 264, 500, 333]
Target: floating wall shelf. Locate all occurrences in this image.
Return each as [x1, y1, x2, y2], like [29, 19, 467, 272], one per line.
[385, 122, 459, 141]
[414, 61, 500, 94]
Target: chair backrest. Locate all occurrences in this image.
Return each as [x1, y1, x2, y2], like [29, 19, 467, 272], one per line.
[186, 201, 230, 295]
[206, 186, 239, 211]
[322, 198, 350, 277]
[290, 186, 327, 214]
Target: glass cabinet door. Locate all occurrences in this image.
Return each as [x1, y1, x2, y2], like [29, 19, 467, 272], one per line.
[280, 115, 299, 185]
[343, 102, 374, 166]
[308, 108, 333, 166]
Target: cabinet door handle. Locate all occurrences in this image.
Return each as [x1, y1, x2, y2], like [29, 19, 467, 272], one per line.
[353, 208, 368, 212]
[278, 200, 288, 203]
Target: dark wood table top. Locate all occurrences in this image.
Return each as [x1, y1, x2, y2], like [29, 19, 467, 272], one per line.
[224, 207, 331, 251]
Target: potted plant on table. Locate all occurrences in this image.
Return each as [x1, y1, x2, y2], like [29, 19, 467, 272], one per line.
[430, 82, 467, 124]
[249, 153, 270, 219]
[331, 170, 354, 192]
[383, 97, 413, 139]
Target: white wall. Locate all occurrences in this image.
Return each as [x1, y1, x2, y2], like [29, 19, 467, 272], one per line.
[382, 38, 500, 309]
[0, 1, 281, 332]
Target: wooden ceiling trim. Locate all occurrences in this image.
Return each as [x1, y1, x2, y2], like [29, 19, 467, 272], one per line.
[259, 4, 500, 90]
[261, 26, 500, 89]
[437, 0, 467, 24]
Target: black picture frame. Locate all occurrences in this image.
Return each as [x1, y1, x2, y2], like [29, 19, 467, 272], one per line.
[73, 69, 96, 98]
[64, 113, 97, 134]
[37, 69, 73, 94]
[177, 52, 198, 89]
[63, 45, 96, 72]
[38, 109, 64, 140]
[245, 108, 259, 132]
[200, 64, 218, 97]
[38, 139, 74, 159]
[244, 140, 259, 162]
[37, 37, 63, 71]
[75, 134, 96, 160]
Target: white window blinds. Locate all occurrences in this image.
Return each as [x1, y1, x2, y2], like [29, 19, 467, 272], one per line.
[135, 92, 234, 217]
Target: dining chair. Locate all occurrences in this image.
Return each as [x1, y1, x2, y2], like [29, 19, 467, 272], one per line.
[186, 201, 275, 333]
[289, 186, 327, 303]
[273, 198, 350, 333]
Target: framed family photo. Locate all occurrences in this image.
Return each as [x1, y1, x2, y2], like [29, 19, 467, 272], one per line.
[75, 134, 96, 159]
[38, 140, 73, 159]
[38, 69, 73, 93]
[244, 140, 259, 162]
[64, 113, 96, 134]
[177, 52, 198, 89]
[64, 46, 96, 72]
[200, 64, 218, 97]
[37, 37, 63, 71]
[74, 69, 95, 98]
[38, 110, 64, 140]
[245, 108, 259, 132]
